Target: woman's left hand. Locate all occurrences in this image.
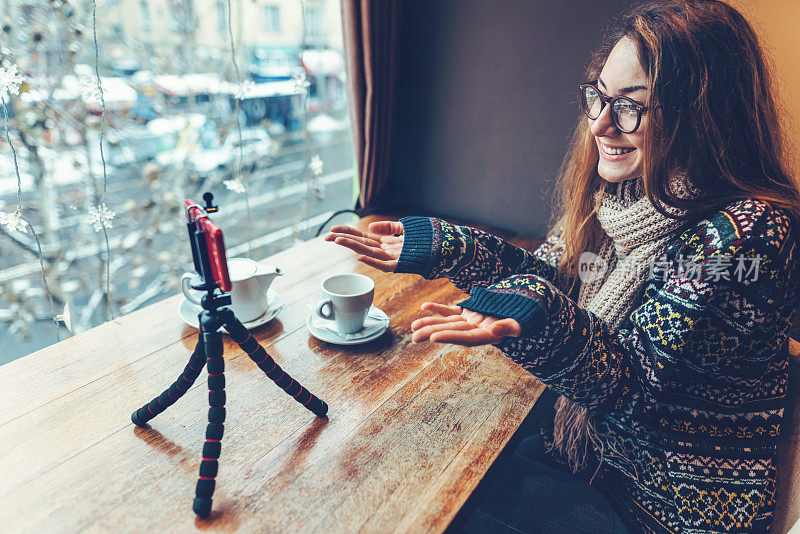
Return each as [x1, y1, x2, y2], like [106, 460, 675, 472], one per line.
[410, 302, 522, 346]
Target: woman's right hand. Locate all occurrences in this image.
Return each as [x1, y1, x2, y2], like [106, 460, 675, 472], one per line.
[324, 220, 404, 272]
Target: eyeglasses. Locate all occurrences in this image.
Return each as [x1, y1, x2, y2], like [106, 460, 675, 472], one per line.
[578, 83, 648, 134]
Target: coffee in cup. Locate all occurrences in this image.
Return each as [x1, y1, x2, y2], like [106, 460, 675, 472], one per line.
[315, 273, 375, 334]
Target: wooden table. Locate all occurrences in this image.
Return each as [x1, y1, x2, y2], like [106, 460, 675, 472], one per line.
[0, 215, 544, 533]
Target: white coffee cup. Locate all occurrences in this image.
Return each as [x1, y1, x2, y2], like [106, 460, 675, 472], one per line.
[181, 257, 283, 322]
[315, 273, 375, 334]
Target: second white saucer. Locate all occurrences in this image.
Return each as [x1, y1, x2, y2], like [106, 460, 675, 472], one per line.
[307, 305, 389, 345]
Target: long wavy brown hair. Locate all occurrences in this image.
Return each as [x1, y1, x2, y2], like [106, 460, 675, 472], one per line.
[548, 0, 800, 473]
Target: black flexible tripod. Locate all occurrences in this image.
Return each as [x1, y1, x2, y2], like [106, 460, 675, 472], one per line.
[131, 193, 328, 519]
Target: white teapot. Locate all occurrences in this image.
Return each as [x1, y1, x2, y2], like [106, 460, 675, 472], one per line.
[181, 257, 284, 322]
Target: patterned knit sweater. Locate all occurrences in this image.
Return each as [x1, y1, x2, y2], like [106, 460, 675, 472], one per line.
[395, 198, 799, 534]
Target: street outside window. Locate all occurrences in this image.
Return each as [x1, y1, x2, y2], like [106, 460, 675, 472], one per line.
[0, 0, 356, 364]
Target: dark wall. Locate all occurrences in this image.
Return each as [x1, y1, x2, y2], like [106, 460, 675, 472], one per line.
[389, 0, 634, 236]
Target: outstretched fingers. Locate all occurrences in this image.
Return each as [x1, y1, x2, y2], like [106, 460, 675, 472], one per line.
[411, 314, 463, 331]
[327, 225, 383, 242]
[429, 329, 497, 347]
[411, 320, 474, 343]
[420, 302, 462, 316]
[333, 237, 393, 260]
[325, 232, 381, 248]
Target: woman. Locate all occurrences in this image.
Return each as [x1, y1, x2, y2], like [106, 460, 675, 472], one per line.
[326, 1, 800, 532]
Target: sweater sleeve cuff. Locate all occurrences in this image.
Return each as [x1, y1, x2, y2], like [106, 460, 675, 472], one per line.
[395, 216, 436, 277]
[458, 286, 547, 335]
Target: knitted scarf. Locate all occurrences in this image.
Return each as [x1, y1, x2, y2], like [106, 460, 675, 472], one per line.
[551, 172, 698, 475]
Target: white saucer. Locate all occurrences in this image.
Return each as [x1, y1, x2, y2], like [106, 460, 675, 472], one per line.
[178, 289, 284, 332]
[307, 305, 390, 345]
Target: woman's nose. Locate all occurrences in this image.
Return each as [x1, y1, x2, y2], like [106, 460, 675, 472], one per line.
[590, 102, 618, 137]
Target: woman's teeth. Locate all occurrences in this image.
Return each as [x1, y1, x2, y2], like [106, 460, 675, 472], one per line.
[602, 145, 635, 155]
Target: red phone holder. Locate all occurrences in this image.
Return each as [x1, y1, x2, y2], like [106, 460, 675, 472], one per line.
[184, 193, 232, 292]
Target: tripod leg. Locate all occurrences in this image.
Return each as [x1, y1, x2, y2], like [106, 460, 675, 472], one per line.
[131, 324, 207, 427]
[193, 316, 225, 519]
[224, 315, 328, 418]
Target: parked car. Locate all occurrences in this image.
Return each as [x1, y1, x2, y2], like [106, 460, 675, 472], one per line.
[186, 128, 275, 177]
[307, 113, 349, 144]
[98, 126, 164, 167]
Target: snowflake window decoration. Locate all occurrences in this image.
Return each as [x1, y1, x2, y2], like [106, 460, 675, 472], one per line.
[0, 64, 26, 96]
[224, 178, 247, 193]
[79, 76, 101, 102]
[0, 209, 28, 233]
[309, 154, 324, 177]
[292, 72, 311, 95]
[86, 203, 116, 231]
[235, 80, 254, 100]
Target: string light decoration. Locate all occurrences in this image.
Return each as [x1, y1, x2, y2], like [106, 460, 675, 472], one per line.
[90, 0, 115, 320]
[225, 0, 254, 257]
[1, 64, 59, 340]
[218, 0, 332, 253]
[292, 0, 326, 243]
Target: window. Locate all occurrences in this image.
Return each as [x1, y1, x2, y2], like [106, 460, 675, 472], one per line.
[264, 5, 280, 33]
[216, 1, 226, 35]
[111, 24, 124, 40]
[20, 4, 34, 25]
[0, 0, 355, 365]
[304, 5, 324, 45]
[140, 0, 151, 31]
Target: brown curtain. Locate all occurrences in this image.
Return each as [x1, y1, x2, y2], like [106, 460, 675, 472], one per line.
[340, 0, 400, 215]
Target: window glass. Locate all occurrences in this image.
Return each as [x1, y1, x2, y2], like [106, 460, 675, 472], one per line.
[304, 5, 324, 46]
[0, 0, 356, 364]
[264, 5, 281, 33]
[216, 1, 227, 35]
[140, 1, 152, 31]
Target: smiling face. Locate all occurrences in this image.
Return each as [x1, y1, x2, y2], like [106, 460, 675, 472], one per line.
[590, 37, 649, 183]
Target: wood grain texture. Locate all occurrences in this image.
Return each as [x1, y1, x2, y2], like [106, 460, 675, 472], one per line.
[0, 215, 545, 533]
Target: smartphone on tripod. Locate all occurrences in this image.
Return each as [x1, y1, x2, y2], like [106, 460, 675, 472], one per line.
[184, 199, 232, 293]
